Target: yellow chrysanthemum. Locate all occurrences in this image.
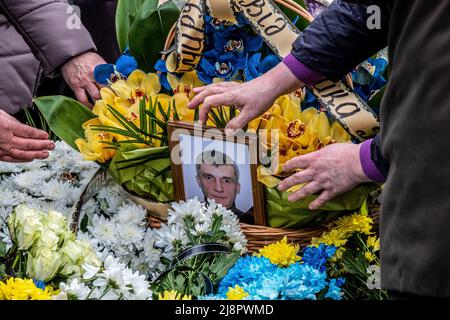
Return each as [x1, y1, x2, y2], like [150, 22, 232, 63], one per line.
[364, 251, 377, 263]
[312, 214, 374, 248]
[226, 285, 249, 300]
[158, 290, 192, 300]
[367, 236, 380, 252]
[334, 214, 373, 235]
[311, 228, 349, 248]
[256, 236, 301, 267]
[0, 278, 56, 300]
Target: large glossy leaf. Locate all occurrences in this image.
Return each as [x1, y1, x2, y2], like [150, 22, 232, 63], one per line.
[116, 0, 147, 52]
[128, 1, 180, 72]
[34, 96, 96, 151]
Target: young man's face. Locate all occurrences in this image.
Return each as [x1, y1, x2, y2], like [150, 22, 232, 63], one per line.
[197, 164, 240, 209]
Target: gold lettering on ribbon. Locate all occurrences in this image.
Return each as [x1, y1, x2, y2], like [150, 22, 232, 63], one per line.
[167, 0, 205, 73]
[312, 80, 380, 141]
[233, 0, 299, 58]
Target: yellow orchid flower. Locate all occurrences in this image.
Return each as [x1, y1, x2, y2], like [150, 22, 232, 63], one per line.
[299, 107, 318, 124]
[257, 165, 281, 188]
[75, 118, 116, 163]
[167, 70, 204, 99]
[331, 121, 351, 143]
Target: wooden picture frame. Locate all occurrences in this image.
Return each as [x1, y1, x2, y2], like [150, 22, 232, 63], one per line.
[168, 121, 267, 226]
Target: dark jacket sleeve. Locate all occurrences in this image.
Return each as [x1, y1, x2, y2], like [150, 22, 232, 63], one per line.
[292, 0, 390, 81]
[0, 0, 96, 76]
[371, 133, 389, 179]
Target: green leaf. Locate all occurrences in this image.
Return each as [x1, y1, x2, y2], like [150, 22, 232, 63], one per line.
[128, 1, 180, 72]
[116, 0, 147, 52]
[34, 96, 96, 151]
[0, 240, 6, 258]
[80, 214, 89, 233]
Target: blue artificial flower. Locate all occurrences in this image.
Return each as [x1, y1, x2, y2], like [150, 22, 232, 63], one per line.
[282, 263, 328, 300]
[325, 278, 345, 300]
[33, 279, 46, 290]
[301, 244, 337, 273]
[301, 88, 322, 110]
[243, 275, 284, 300]
[196, 15, 278, 84]
[94, 48, 138, 85]
[218, 256, 278, 294]
[352, 57, 388, 103]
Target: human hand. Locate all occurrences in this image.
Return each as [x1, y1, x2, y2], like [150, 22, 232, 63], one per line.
[187, 63, 304, 134]
[0, 110, 55, 162]
[61, 51, 106, 108]
[278, 143, 372, 210]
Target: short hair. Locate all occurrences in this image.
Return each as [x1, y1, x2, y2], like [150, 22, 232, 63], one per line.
[195, 150, 240, 183]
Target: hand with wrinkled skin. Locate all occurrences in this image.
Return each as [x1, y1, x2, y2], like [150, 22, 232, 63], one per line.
[187, 63, 304, 134]
[0, 110, 55, 163]
[278, 143, 372, 210]
[61, 51, 106, 108]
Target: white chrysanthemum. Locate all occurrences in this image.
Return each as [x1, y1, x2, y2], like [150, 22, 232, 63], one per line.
[58, 278, 91, 300]
[117, 224, 145, 249]
[116, 202, 147, 226]
[167, 197, 204, 225]
[154, 222, 188, 250]
[0, 188, 21, 207]
[122, 268, 152, 300]
[80, 199, 100, 220]
[88, 215, 117, 246]
[0, 161, 24, 174]
[41, 179, 76, 201]
[12, 171, 44, 192]
[97, 185, 128, 213]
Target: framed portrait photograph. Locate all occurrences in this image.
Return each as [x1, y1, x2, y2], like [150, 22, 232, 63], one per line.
[168, 121, 266, 226]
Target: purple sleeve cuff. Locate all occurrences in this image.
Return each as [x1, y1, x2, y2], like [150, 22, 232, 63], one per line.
[282, 53, 325, 87]
[359, 139, 387, 183]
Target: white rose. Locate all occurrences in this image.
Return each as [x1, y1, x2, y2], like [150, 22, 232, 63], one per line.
[33, 230, 60, 251]
[59, 240, 100, 277]
[8, 206, 44, 250]
[42, 210, 68, 237]
[26, 248, 62, 281]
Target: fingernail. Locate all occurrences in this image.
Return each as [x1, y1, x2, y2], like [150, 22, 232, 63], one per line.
[225, 128, 235, 136]
[41, 152, 49, 159]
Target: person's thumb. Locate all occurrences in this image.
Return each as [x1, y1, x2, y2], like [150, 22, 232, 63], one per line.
[225, 113, 251, 135]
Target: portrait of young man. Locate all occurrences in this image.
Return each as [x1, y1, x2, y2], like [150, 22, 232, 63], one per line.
[195, 150, 254, 224]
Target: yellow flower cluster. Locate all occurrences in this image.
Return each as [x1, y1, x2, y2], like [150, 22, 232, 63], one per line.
[158, 290, 192, 300]
[312, 213, 374, 248]
[76, 70, 202, 163]
[226, 285, 249, 300]
[256, 236, 301, 267]
[0, 278, 57, 300]
[253, 93, 351, 187]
